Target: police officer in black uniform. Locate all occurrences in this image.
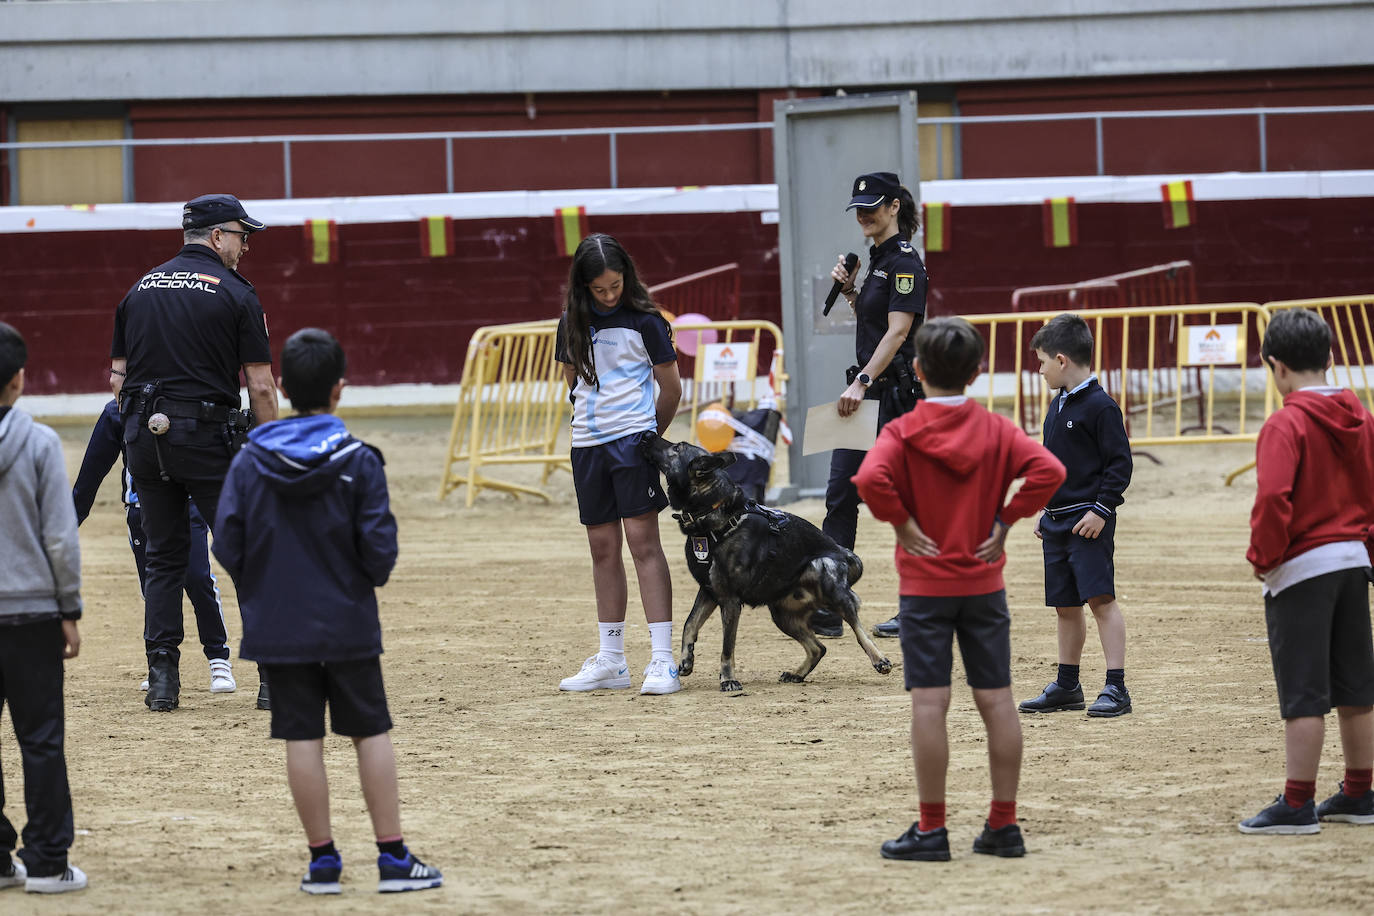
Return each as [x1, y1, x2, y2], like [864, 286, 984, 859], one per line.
[814, 171, 927, 639]
[109, 194, 279, 711]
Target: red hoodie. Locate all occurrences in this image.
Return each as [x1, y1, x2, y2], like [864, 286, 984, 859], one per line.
[853, 399, 1066, 597]
[1248, 388, 1374, 573]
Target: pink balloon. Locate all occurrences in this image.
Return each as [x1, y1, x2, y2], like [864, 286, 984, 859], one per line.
[673, 312, 719, 357]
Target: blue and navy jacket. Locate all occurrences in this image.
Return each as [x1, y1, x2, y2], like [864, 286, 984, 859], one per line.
[212, 414, 397, 664]
[71, 399, 135, 522]
[1041, 379, 1132, 520]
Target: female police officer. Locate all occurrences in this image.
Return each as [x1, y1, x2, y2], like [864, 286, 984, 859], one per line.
[814, 171, 927, 639]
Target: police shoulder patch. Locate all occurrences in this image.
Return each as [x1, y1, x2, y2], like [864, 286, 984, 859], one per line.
[895, 273, 916, 295]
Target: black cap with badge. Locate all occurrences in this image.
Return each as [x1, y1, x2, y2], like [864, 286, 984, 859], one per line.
[846, 171, 902, 211]
[182, 194, 266, 231]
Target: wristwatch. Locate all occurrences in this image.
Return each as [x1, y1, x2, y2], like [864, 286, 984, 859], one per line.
[857, 372, 872, 388]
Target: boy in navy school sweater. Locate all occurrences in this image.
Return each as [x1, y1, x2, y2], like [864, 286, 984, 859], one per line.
[212, 328, 442, 895]
[1018, 314, 1134, 719]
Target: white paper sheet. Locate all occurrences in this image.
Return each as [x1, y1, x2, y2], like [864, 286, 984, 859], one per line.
[801, 401, 880, 456]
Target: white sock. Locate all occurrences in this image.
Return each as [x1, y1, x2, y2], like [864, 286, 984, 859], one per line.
[598, 621, 626, 664]
[647, 620, 674, 663]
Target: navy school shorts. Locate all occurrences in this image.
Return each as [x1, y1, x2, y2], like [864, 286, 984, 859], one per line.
[1041, 510, 1117, 607]
[571, 431, 669, 526]
[1265, 567, 1374, 719]
[263, 657, 393, 741]
[898, 591, 1012, 690]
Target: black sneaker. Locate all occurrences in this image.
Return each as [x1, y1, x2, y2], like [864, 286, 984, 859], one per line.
[377, 849, 442, 893]
[1087, 684, 1131, 717]
[872, 615, 900, 638]
[300, 853, 342, 895]
[1316, 784, 1374, 824]
[880, 822, 950, 862]
[1238, 795, 1320, 835]
[972, 822, 1026, 857]
[145, 651, 179, 712]
[810, 610, 844, 639]
[1018, 681, 1084, 713]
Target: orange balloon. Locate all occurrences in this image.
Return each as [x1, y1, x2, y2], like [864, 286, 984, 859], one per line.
[696, 403, 735, 453]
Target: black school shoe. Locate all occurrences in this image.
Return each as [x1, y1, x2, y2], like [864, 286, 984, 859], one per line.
[880, 822, 950, 861]
[145, 651, 179, 712]
[1018, 681, 1084, 713]
[872, 615, 900, 638]
[1238, 795, 1320, 835]
[1086, 684, 1132, 717]
[972, 822, 1026, 857]
[810, 610, 844, 639]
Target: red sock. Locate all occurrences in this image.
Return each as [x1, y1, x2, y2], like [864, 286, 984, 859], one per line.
[1344, 768, 1373, 797]
[1284, 779, 1317, 808]
[918, 802, 946, 832]
[988, 799, 1017, 830]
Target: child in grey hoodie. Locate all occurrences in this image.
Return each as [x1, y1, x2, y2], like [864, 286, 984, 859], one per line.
[0, 321, 86, 895]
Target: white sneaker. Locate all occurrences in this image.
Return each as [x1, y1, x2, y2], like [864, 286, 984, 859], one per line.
[209, 659, 237, 694]
[139, 679, 149, 692]
[25, 864, 87, 894]
[640, 658, 682, 695]
[0, 857, 25, 889]
[559, 655, 631, 691]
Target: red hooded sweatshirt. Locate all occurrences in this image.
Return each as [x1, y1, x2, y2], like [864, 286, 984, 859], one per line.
[1248, 388, 1374, 573]
[853, 398, 1066, 597]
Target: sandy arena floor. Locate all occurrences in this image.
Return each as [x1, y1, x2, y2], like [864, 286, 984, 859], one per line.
[3, 412, 1373, 915]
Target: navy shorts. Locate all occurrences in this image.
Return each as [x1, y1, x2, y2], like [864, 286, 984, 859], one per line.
[898, 591, 1012, 690]
[571, 431, 669, 526]
[1265, 567, 1374, 719]
[1041, 511, 1117, 606]
[263, 658, 393, 741]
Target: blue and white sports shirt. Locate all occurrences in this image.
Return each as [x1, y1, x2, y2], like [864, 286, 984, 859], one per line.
[556, 306, 676, 447]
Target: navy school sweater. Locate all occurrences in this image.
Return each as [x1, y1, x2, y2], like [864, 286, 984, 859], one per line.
[1041, 379, 1132, 519]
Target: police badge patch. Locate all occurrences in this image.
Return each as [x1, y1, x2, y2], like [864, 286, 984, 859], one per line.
[692, 537, 710, 561]
[895, 273, 915, 295]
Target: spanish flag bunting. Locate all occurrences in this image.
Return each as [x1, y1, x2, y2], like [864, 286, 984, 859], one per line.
[553, 206, 589, 257]
[1042, 197, 1078, 248]
[420, 215, 454, 258]
[304, 219, 337, 265]
[923, 202, 951, 253]
[1161, 180, 1196, 229]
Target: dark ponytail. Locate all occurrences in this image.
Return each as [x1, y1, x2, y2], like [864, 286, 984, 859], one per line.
[896, 186, 919, 241]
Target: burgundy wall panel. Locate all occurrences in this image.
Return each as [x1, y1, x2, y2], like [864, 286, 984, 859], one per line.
[5, 196, 1372, 396]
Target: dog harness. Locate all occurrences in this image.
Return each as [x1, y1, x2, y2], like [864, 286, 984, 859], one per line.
[681, 500, 790, 581]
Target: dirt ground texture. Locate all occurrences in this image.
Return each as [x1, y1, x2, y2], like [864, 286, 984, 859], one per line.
[4, 412, 1374, 915]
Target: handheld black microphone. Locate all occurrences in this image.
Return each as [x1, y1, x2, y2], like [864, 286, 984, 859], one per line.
[823, 252, 861, 316]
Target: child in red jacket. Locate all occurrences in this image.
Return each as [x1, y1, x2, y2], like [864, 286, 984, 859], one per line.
[854, 317, 1065, 862]
[1238, 308, 1374, 835]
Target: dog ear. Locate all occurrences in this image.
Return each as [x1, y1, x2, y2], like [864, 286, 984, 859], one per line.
[688, 452, 735, 477]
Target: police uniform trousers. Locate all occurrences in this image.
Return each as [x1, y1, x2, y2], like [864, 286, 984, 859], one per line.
[822, 392, 903, 551]
[126, 503, 229, 662]
[125, 417, 234, 667]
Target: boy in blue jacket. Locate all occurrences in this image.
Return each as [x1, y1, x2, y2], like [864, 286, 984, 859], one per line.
[212, 328, 442, 895]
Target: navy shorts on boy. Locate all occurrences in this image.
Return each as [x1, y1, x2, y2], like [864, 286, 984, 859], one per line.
[571, 431, 668, 526]
[898, 591, 1012, 690]
[1265, 567, 1374, 719]
[263, 658, 393, 741]
[1040, 510, 1116, 606]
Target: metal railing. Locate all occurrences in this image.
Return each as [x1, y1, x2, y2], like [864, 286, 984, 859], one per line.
[4, 103, 1372, 201]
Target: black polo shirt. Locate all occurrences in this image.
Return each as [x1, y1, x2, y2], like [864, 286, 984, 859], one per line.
[854, 233, 928, 370]
[111, 244, 271, 407]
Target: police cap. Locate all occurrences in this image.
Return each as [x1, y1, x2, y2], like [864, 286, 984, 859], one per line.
[182, 194, 266, 231]
[846, 172, 902, 211]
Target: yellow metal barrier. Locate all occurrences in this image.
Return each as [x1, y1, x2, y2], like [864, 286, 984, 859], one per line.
[672, 318, 788, 433]
[438, 319, 570, 506]
[961, 303, 1271, 446]
[1262, 295, 1374, 411]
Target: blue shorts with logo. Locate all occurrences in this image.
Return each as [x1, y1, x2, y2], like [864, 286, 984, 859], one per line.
[571, 431, 669, 526]
[1040, 510, 1117, 606]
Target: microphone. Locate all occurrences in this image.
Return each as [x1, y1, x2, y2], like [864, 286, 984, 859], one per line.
[823, 252, 861, 316]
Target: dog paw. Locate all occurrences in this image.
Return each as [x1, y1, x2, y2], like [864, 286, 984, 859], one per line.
[779, 672, 806, 683]
[720, 680, 742, 693]
[680, 657, 695, 677]
[875, 658, 892, 675]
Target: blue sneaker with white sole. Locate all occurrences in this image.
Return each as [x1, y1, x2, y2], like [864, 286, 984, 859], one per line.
[377, 849, 442, 893]
[300, 853, 341, 895]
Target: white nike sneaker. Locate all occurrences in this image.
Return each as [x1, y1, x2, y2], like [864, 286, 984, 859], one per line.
[209, 659, 237, 694]
[559, 655, 631, 691]
[640, 657, 682, 695]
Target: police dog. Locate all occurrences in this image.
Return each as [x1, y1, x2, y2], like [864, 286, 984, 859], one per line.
[641, 433, 891, 692]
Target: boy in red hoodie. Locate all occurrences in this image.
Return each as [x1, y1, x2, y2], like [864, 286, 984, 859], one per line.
[853, 317, 1065, 862]
[1238, 307, 1374, 835]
